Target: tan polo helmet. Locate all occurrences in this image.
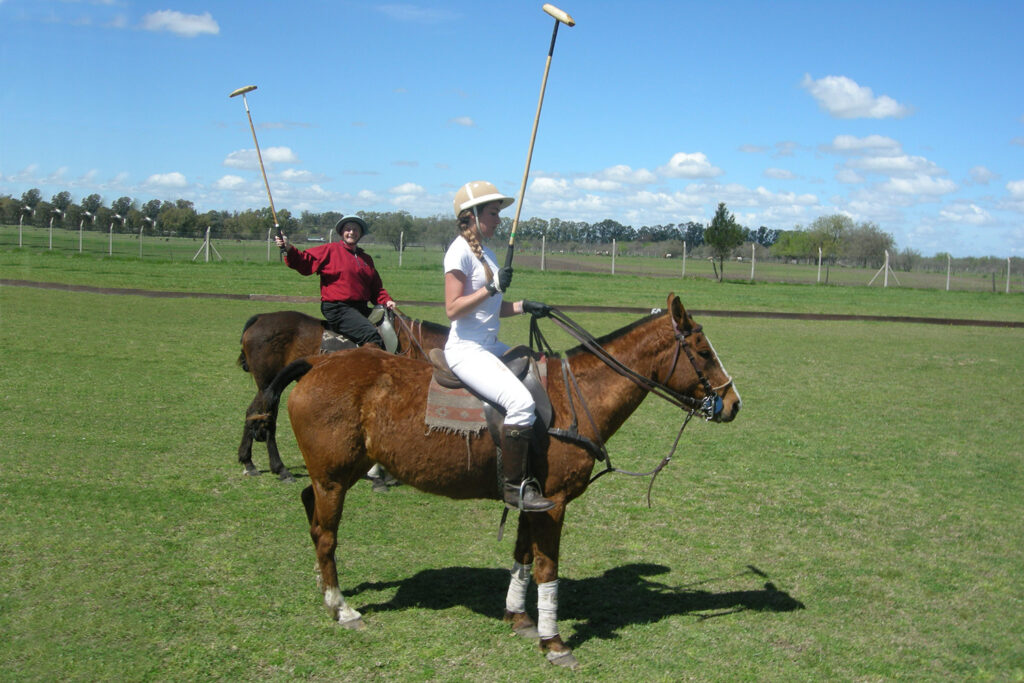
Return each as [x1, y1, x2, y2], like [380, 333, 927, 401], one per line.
[453, 181, 514, 217]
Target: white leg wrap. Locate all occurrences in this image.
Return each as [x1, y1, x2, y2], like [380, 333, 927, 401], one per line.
[505, 561, 531, 614]
[324, 586, 362, 624]
[537, 579, 559, 639]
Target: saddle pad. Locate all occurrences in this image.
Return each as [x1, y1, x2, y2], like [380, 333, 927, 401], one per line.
[424, 378, 488, 435]
[320, 330, 356, 354]
[423, 357, 548, 435]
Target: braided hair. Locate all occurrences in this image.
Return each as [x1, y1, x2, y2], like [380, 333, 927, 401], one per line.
[457, 206, 495, 284]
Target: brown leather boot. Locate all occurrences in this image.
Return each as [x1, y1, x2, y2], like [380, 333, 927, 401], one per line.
[501, 425, 554, 512]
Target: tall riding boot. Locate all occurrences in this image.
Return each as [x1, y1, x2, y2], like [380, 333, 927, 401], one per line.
[501, 425, 555, 512]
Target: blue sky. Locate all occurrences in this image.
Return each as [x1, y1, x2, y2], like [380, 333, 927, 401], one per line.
[2, 0, 1022, 257]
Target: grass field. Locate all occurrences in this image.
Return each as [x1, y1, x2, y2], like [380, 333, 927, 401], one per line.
[1, 252, 1023, 681]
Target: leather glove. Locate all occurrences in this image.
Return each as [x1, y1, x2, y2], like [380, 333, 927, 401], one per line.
[496, 266, 513, 292]
[522, 300, 551, 317]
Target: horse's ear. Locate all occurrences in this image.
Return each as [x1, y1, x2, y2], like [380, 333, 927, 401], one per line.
[668, 293, 686, 325]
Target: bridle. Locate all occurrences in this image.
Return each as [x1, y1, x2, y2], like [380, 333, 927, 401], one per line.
[529, 306, 732, 504]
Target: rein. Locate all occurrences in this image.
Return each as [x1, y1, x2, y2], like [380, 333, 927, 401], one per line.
[529, 307, 722, 506]
[392, 309, 431, 359]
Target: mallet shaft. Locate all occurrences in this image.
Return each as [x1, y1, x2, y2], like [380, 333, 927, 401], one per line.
[231, 84, 284, 253]
[505, 5, 575, 268]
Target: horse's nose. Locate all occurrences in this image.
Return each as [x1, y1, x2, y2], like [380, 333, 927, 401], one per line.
[716, 397, 740, 423]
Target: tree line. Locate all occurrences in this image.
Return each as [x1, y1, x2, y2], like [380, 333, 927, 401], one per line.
[2, 187, 1012, 276]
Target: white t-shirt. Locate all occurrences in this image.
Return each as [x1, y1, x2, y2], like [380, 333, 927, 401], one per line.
[443, 235, 503, 346]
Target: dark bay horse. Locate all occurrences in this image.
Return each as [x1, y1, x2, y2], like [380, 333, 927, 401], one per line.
[236, 309, 449, 481]
[259, 294, 741, 667]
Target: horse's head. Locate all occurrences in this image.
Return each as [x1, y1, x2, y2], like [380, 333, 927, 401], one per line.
[662, 293, 741, 423]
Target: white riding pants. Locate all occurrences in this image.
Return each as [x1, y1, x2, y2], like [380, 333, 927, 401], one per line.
[445, 338, 535, 426]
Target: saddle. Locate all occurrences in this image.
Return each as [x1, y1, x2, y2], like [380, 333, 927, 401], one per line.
[319, 305, 398, 354]
[426, 346, 553, 448]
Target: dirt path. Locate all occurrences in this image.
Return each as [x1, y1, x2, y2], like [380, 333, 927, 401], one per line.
[3, 278, 1022, 328]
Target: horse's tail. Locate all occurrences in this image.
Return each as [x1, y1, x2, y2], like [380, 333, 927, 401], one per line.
[247, 357, 315, 442]
[237, 314, 262, 372]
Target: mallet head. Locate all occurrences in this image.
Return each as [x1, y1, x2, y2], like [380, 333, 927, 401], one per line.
[229, 85, 258, 98]
[542, 3, 575, 27]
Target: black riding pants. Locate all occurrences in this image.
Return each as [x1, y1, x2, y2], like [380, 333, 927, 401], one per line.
[320, 300, 384, 349]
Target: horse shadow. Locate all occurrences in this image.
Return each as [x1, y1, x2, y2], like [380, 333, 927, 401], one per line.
[349, 562, 804, 648]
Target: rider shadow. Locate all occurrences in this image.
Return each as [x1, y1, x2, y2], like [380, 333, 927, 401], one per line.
[349, 563, 804, 647]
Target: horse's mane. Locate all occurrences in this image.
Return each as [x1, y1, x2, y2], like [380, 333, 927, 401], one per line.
[564, 309, 665, 358]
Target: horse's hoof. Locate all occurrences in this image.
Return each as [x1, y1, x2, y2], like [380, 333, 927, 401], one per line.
[370, 477, 388, 493]
[243, 465, 261, 477]
[541, 636, 578, 670]
[278, 471, 296, 483]
[546, 650, 579, 669]
[504, 611, 539, 639]
[339, 617, 365, 631]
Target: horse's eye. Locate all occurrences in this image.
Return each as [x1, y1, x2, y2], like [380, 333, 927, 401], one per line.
[698, 349, 713, 360]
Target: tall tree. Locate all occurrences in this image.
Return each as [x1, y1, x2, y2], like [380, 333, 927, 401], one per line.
[51, 191, 73, 211]
[21, 188, 42, 208]
[681, 221, 705, 248]
[842, 221, 894, 267]
[142, 199, 162, 221]
[111, 196, 133, 218]
[363, 211, 415, 251]
[81, 193, 103, 215]
[704, 202, 745, 280]
[807, 214, 853, 263]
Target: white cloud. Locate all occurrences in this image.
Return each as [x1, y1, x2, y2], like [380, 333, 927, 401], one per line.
[880, 175, 956, 196]
[939, 203, 992, 226]
[1007, 179, 1024, 198]
[968, 166, 997, 184]
[657, 152, 723, 179]
[801, 74, 911, 119]
[214, 175, 246, 190]
[141, 10, 219, 38]
[764, 168, 796, 180]
[828, 134, 902, 155]
[575, 177, 622, 192]
[598, 164, 657, 184]
[223, 146, 298, 170]
[389, 182, 424, 195]
[279, 169, 315, 182]
[836, 169, 864, 184]
[848, 154, 944, 177]
[263, 147, 299, 164]
[375, 5, 457, 23]
[449, 116, 475, 127]
[530, 177, 572, 197]
[144, 172, 187, 188]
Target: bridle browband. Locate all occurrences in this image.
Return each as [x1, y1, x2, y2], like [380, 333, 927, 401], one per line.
[529, 306, 732, 505]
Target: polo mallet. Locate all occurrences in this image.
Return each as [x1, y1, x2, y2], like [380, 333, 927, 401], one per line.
[504, 3, 576, 270]
[229, 84, 285, 254]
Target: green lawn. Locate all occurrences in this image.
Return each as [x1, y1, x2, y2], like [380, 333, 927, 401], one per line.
[1, 250, 1022, 681]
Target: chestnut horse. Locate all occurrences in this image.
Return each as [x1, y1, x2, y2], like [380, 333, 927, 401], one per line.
[260, 294, 741, 667]
[236, 309, 449, 481]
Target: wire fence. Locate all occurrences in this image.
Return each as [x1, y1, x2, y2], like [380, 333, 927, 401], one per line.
[2, 224, 1021, 294]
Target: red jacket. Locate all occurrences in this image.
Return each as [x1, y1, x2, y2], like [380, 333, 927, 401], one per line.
[284, 241, 392, 305]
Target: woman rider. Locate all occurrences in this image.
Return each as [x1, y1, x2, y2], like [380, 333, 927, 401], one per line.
[275, 215, 396, 349]
[442, 181, 553, 512]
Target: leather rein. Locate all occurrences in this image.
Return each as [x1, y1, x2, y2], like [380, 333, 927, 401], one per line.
[529, 307, 729, 505]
